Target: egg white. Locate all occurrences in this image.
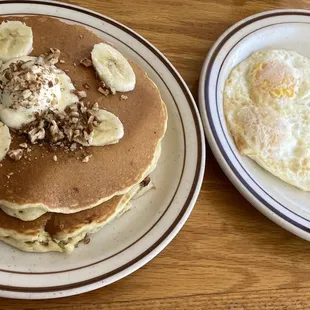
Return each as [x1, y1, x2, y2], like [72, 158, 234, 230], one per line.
[224, 49, 310, 191]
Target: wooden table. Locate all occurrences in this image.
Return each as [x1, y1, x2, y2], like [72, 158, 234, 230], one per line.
[3, 0, 310, 309]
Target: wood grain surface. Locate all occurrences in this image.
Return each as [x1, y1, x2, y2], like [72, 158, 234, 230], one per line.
[2, 0, 310, 309]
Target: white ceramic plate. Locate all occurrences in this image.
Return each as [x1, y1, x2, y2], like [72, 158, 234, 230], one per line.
[0, 0, 205, 299]
[199, 9, 310, 242]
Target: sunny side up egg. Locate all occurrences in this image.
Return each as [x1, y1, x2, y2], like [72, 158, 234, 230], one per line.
[224, 49, 310, 191]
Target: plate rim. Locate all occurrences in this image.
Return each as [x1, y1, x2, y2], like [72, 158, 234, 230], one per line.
[0, 0, 206, 299]
[199, 8, 310, 241]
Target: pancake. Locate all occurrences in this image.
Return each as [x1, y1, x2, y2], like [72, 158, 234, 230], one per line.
[0, 181, 147, 253]
[0, 16, 167, 216]
[2, 142, 161, 221]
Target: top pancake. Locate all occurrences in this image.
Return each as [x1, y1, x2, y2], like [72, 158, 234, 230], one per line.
[0, 16, 167, 213]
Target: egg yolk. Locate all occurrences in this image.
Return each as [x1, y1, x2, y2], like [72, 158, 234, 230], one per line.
[251, 61, 296, 98]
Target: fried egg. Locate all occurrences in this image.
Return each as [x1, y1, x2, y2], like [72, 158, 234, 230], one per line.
[224, 49, 310, 191]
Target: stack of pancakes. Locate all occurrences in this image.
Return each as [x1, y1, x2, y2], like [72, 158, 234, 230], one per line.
[0, 16, 167, 253]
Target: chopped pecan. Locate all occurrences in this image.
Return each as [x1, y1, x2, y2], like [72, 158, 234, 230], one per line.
[8, 149, 23, 161]
[28, 127, 45, 144]
[77, 90, 87, 99]
[82, 154, 92, 163]
[80, 58, 92, 67]
[98, 86, 109, 96]
[19, 143, 28, 149]
[83, 233, 91, 244]
[120, 94, 128, 100]
[141, 176, 151, 187]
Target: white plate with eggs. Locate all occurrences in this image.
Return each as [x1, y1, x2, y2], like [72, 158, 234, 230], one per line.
[199, 9, 310, 239]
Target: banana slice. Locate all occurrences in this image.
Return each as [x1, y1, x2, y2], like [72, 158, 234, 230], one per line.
[74, 109, 124, 146]
[91, 109, 124, 146]
[0, 122, 11, 161]
[91, 43, 136, 92]
[0, 21, 33, 62]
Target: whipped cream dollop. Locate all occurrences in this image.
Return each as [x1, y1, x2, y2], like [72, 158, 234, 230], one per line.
[0, 53, 78, 129]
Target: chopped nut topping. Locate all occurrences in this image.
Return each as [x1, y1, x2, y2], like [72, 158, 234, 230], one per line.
[53, 155, 58, 162]
[97, 81, 116, 96]
[70, 111, 79, 118]
[46, 48, 60, 65]
[82, 154, 92, 163]
[93, 102, 99, 110]
[22, 89, 32, 99]
[8, 149, 23, 161]
[71, 117, 79, 124]
[141, 176, 151, 187]
[77, 90, 87, 99]
[120, 95, 128, 100]
[28, 127, 45, 144]
[50, 120, 65, 142]
[98, 86, 109, 96]
[87, 115, 95, 124]
[80, 58, 92, 67]
[83, 83, 90, 89]
[59, 59, 65, 64]
[70, 142, 77, 151]
[73, 62, 77, 67]
[19, 143, 28, 149]
[20, 101, 101, 149]
[83, 233, 90, 244]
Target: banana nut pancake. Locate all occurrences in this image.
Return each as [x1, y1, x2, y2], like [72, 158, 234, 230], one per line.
[0, 181, 148, 253]
[0, 16, 167, 218]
